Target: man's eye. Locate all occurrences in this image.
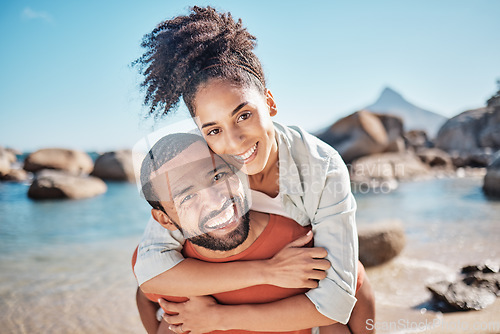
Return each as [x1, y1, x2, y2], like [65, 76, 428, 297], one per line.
[214, 172, 227, 182]
[181, 194, 195, 204]
[207, 128, 221, 136]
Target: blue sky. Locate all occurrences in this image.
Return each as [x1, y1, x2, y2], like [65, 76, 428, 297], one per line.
[1, 0, 499, 151]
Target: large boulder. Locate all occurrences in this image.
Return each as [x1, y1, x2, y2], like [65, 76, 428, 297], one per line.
[483, 154, 500, 197]
[358, 221, 406, 267]
[91, 150, 135, 182]
[376, 113, 405, 153]
[24, 149, 94, 175]
[28, 170, 107, 200]
[435, 106, 500, 167]
[350, 152, 430, 191]
[318, 110, 389, 163]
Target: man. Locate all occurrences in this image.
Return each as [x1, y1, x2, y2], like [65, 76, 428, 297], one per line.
[133, 132, 368, 334]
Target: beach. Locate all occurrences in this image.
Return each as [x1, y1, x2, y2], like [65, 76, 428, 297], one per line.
[1, 176, 500, 333]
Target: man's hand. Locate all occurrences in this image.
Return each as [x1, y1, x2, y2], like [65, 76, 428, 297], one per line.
[159, 296, 222, 334]
[264, 231, 330, 289]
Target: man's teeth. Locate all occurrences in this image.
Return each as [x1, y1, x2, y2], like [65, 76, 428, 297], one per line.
[238, 143, 257, 160]
[206, 205, 235, 229]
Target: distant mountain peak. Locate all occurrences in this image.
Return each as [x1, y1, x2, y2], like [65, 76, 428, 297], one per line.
[374, 87, 407, 106]
[364, 87, 448, 138]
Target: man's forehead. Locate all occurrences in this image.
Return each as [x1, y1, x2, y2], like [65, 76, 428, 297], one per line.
[150, 141, 212, 180]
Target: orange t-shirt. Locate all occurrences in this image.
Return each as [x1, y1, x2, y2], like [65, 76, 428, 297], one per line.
[133, 214, 312, 334]
[132, 214, 365, 334]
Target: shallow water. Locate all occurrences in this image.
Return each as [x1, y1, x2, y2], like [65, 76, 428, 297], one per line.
[0, 176, 499, 333]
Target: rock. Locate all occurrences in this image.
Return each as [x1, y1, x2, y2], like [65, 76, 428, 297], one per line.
[358, 221, 406, 267]
[462, 261, 500, 274]
[350, 152, 431, 191]
[1, 169, 29, 182]
[24, 148, 93, 175]
[427, 279, 497, 311]
[483, 154, 500, 197]
[318, 110, 389, 163]
[375, 113, 406, 153]
[0, 147, 11, 177]
[28, 170, 107, 200]
[91, 150, 135, 182]
[404, 130, 433, 151]
[427, 261, 500, 311]
[416, 148, 454, 169]
[435, 106, 500, 167]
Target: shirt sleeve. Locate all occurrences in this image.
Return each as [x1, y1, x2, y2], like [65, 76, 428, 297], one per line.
[304, 151, 358, 324]
[133, 217, 186, 285]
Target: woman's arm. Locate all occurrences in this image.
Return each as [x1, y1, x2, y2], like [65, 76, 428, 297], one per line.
[141, 231, 329, 296]
[161, 294, 336, 333]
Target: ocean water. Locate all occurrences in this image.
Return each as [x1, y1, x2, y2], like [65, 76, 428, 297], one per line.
[0, 175, 499, 333]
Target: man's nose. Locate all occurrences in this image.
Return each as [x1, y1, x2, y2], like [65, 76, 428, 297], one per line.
[202, 185, 229, 210]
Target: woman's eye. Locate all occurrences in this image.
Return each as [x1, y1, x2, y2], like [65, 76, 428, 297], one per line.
[207, 128, 221, 136]
[237, 112, 251, 122]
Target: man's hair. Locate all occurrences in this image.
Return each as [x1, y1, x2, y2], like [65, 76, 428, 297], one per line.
[140, 132, 204, 212]
[132, 6, 266, 118]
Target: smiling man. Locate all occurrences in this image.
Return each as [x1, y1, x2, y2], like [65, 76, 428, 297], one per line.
[132, 132, 367, 334]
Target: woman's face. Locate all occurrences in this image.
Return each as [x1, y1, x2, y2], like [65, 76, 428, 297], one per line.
[192, 79, 278, 176]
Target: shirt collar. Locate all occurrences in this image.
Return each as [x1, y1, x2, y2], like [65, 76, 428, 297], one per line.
[275, 123, 304, 196]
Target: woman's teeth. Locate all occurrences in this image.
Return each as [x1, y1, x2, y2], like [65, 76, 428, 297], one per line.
[206, 205, 235, 229]
[238, 143, 257, 160]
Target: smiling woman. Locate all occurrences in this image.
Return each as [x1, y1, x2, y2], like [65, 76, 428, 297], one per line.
[132, 6, 372, 334]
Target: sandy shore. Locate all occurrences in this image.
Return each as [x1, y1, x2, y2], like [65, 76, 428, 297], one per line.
[1, 233, 499, 333]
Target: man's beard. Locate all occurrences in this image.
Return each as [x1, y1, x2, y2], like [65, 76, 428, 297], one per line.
[187, 195, 251, 251]
[188, 211, 250, 251]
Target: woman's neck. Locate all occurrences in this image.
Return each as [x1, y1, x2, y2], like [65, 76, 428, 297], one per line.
[249, 137, 279, 198]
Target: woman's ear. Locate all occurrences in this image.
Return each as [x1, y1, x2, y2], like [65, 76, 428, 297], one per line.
[266, 89, 277, 117]
[151, 208, 178, 231]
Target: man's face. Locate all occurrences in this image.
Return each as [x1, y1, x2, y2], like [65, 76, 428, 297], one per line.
[151, 141, 250, 251]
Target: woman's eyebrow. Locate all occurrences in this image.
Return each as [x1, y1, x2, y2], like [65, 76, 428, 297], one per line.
[201, 102, 249, 129]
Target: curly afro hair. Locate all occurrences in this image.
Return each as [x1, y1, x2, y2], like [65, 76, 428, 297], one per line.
[133, 6, 266, 118]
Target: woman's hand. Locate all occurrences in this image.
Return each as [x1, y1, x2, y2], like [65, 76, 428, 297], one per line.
[159, 296, 223, 334]
[264, 231, 330, 289]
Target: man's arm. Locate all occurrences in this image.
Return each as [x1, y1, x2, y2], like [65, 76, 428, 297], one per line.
[141, 231, 329, 296]
[161, 294, 336, 333]
[136, 287, 160, 334]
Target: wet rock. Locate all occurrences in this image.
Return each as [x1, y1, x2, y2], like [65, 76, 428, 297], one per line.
[427, 279, 497, 311]
[462, 261, 500, 274]
[483, 154, 500, 197]
[358, 221, 406, 267]
[91, 150, 135, 182]
[24, 148, 94, 175]
[427, 261, 500, 311]
[28, 170, 107, 200]
[318, 110, 389, 163]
